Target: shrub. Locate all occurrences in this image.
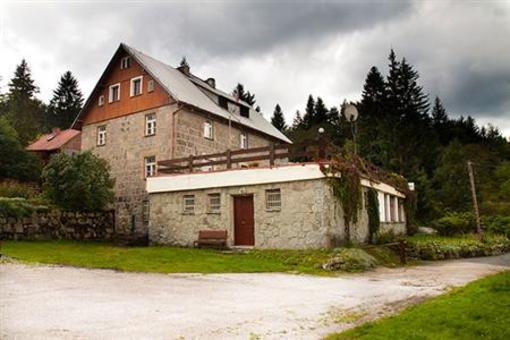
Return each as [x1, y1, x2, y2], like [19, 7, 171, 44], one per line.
[406, 234, 510, 260]
[0, 197, 36, 218]
[483, 216, 510, 237]
[432, 211, 476, 236]
[0, 180, 39, 199]
[42, 151, 115, 211]
[375, 230, 399, 245]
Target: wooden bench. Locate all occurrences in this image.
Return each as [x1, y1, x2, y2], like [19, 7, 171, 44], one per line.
[193, 230, 228, 249]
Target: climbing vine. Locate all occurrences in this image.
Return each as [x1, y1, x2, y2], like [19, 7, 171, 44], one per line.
[323, 142, 363, 244]
[366, 188, 380, 244]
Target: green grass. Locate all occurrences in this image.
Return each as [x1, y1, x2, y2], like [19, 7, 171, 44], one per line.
[327, 270, 510, 340]
[0, 240, 405, 275]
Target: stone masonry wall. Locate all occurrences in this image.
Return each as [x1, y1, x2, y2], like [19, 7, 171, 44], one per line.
[0, 210, 115, 241]
[148, 178, 404, 249]
[81, 104, 280, 238]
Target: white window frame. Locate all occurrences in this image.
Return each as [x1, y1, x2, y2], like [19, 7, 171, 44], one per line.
[265, 188, 281, 211]
[108, 83, 120, 103]
[145, 113, 156, 136]
[207, 193, 221, 214]
[130, 76, 143, 97]
[97, 125, 106, 146]
[183, 194, 195, 214]
[98, 95, 104, 106]
[203, 120, 213, 139]
[147, 79, 155, 93]
[120, 56, 131, 69]
[144, 156, 156, 178]
[240, 132, 248, 149]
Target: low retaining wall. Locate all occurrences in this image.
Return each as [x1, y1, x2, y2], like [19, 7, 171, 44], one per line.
[0, 210, 115, 241]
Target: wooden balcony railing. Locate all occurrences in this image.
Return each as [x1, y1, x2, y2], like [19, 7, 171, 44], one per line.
[158, 139, 330, 174]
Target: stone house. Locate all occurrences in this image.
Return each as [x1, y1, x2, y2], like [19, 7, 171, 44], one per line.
[73, 43, 290, 239]
[146, 163, 407, 249]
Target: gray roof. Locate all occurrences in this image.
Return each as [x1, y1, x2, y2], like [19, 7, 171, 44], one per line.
[122, 44, 291, 144]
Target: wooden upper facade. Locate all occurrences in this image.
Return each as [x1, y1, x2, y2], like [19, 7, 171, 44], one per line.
[80, 50, 171, 126]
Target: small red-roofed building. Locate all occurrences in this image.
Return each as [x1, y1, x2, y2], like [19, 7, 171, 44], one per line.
[26, 128, 81, 163]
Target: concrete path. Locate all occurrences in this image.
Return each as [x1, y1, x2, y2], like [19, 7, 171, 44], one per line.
[1, 254, 509, 339]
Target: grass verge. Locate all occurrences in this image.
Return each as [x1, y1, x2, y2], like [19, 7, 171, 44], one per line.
[326, 270, 510, 339]
[0, 240, 402, 275]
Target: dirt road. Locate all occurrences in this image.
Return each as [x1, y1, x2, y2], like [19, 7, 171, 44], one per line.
[1, 254, 509, 339]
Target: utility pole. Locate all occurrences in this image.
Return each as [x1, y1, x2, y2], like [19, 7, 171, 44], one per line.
[467, 161, 482, 235]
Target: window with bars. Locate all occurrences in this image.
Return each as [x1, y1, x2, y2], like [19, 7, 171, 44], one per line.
[183, 194, 195, 214]
[144, 156, 156, 178]
[97, 125, 106, 146]
[207, 193, 221, 213]
[145, 113, 156, 136]
[265, 189, 281, 211]
[130, 76, 143, 96]
[203, 120, 213, 139]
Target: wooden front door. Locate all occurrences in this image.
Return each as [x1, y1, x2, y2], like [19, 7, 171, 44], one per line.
[233, 195, 255, 246]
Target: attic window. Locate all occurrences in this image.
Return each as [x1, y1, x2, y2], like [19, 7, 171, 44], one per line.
[109, 83, 120, 103]
[218, 96, 228, 110]
[147, 79, 155, 93]
[98, 95, 105, 106]
[121, 56, 131, 69]
[240, 105, 249, 118]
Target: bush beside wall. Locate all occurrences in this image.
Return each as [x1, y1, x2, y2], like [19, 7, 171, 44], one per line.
[406, 234, 510, 260]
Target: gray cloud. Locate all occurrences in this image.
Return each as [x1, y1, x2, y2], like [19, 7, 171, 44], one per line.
[1, 0, 509, 136]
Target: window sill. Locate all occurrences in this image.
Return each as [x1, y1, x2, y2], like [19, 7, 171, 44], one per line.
[130, 93, 142, 98]
[206, 211, 221, 215]
[144, 133, 156, 138]
[181, 212, 195, 215]
[265, 209, 281, 213]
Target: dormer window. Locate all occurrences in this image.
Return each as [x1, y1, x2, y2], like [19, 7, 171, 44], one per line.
[240, 105, 249, 118]
[109, 83, 120, 103]
[130, 76, 143, 97]
[218, 96, 228, 110]
[120, 56, 131, 69]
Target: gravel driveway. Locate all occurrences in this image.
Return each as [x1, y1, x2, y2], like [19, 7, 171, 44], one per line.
[1, 254, 509, 339]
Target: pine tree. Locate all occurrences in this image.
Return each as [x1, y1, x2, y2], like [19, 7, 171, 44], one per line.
[302, 95, 315, 129]
[48, 71, 84, 129]
[270, 104, 287, 132]
[232, 83, 256, 106]
[6, 59, 45, 144]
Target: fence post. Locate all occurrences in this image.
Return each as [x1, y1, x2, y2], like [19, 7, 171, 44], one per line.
[188, 155, 193, 173]
[269, 143, 275, 167]
[226, 149, 232, 169]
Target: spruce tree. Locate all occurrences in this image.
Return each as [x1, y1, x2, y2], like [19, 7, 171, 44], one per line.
[291, 110, 303, 130]
[6, 59, 45, 144]
[313, 97, 328, 125]
[302, 95, 315, 129]
[232, 83, 256, 106]
[48, 71, 84, 129]
[270, 104, 287, 132]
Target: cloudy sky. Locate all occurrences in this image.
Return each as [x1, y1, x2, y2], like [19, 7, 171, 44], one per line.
[1, 0, 509, 136]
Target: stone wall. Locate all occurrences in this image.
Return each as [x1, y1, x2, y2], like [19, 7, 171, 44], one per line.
[0, 210, 115, 241]
[81, 104, 280, 239]
[148, 178, 405, 249]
